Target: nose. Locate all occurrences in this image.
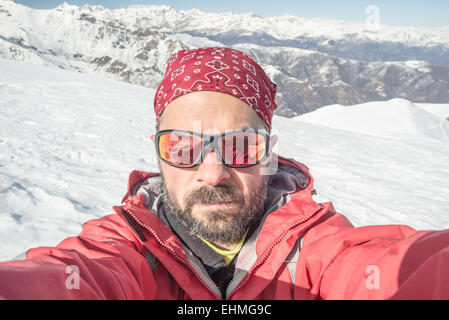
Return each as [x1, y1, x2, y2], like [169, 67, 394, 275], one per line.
[195, 149, 231, 186]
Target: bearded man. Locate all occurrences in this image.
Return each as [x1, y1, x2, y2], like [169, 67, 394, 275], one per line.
[0, 47, 448, 300]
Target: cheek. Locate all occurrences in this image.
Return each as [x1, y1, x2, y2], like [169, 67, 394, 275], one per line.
[160, 164, 192, 203]
[235, 167, 266, 197]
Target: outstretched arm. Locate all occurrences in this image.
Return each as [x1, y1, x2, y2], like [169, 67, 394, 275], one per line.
[0, 214, 157, 299]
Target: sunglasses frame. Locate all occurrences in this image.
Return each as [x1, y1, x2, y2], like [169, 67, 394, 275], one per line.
[155, 128, 271, 168]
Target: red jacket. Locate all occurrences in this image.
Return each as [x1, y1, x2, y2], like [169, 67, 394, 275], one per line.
[0, 156, 448, 299]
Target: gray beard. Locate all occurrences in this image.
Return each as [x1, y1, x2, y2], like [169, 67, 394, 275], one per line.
[160, 173, 269, 245]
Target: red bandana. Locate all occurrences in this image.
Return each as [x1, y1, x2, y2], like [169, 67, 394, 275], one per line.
[154, 47, 278, 130]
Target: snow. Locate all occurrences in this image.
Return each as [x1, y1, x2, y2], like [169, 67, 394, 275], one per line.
[2, 1, 449, 54]
[0, 59, 157, 260]
[403, 60, 432, 73]
[0, 0, 187, 89]
[1, 0, 448, 120]
[298, 98, 449, 141]
[1, 58, 449, 262]
[415, 103, 449, 120]
[167, 33, 223, 48]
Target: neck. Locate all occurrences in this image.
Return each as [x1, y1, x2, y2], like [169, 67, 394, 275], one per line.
[207, 240, 240, 251]
[200, 228, 250, 252]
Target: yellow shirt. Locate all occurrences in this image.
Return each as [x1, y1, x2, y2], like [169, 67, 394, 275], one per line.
[199, 230, 249, 265]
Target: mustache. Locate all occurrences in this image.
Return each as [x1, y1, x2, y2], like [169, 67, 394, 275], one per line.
[183, 184, 244, 208]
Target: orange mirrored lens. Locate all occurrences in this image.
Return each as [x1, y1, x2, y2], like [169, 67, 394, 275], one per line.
[158, 132, 203, 166]
[220, 132, 267, 166]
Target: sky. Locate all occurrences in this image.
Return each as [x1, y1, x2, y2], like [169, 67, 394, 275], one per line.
[14, 0, 449, 27]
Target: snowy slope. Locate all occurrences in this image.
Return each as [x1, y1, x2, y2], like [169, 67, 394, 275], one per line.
[298, 98, 449, 141]
[0, 59, 157, 260]
[415, 103, 449, 120]
[1, 58, 449, 261]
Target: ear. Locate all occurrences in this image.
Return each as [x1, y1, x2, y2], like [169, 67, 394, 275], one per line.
[150, 135, 155, 143]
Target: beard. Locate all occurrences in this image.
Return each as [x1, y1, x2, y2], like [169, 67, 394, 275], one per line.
[160, 172, 269, 245]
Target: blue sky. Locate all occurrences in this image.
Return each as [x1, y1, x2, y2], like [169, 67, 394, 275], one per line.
[15, 0, 449, 27]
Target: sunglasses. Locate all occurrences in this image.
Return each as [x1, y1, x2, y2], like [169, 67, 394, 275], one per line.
[155, 129, 270, 168]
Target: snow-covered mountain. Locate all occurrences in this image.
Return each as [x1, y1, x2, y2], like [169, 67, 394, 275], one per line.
[117, 5, 449, 66]
[0, 0, 448, 117]
[0, 1, 188, 87]
[1, 58, 449, 261]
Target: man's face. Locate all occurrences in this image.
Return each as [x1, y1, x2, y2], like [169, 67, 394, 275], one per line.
[151, 91, 277, 247]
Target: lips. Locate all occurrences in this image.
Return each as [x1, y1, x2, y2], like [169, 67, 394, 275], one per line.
[198, 200, 239, 208]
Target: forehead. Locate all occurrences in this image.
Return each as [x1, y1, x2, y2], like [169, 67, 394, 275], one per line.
[158, 91, 267, 133]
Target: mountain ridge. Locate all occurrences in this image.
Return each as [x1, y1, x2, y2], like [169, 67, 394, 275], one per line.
[1, 0, 448, 117]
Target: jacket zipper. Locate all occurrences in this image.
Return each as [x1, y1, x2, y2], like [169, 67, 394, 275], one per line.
[226, 204, 324, 299]
[121, 207, 222, 299]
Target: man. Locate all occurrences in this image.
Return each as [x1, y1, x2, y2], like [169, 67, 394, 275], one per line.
[0, 47, 448, 300]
